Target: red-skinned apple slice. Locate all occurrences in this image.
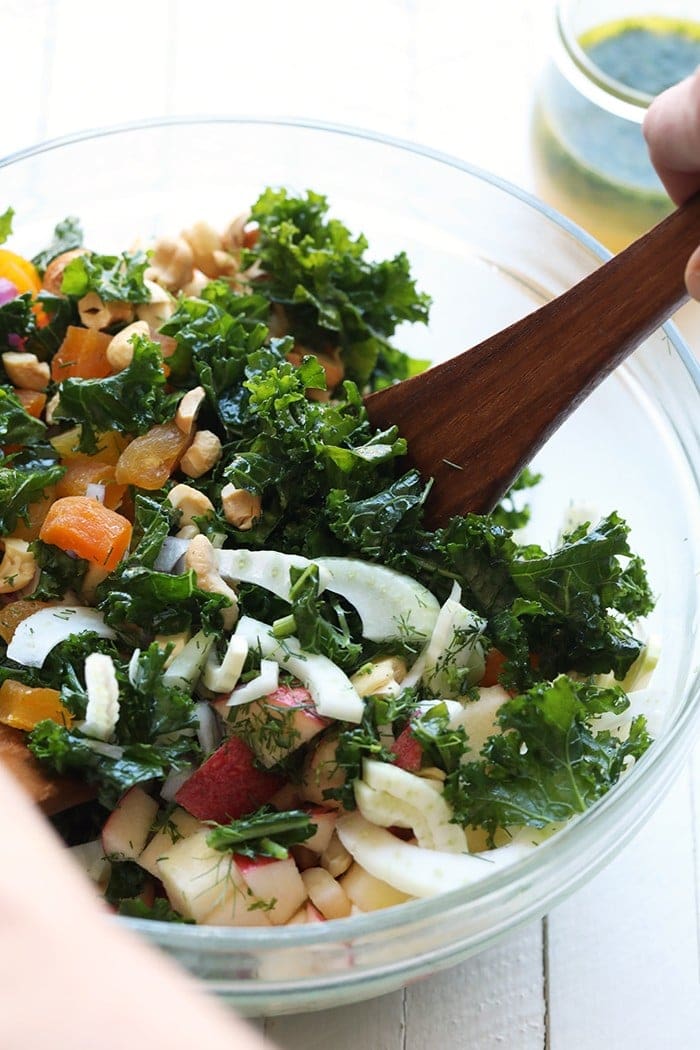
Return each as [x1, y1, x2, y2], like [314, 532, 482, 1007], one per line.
[101, 786, 159, 860]
[174, 736, 283, 823]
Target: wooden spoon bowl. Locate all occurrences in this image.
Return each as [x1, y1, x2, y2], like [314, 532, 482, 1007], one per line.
[364, 195, 700, 525]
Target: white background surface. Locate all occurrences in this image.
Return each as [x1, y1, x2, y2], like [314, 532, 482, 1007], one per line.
[1, 1, 699, 1047]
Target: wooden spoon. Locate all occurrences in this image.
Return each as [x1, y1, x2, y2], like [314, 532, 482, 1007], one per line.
[364, 194, 700, 526]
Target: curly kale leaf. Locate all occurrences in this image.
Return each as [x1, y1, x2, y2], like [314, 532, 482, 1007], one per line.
[273, 563, 363, 671]
[0, 461, 65, 536]
[54, 336, 179, 453]
[114, 643, 197, 744]
[414, 512, 653, 689]
[0, 291, 76, 358]
[31, 216, 83, 274]
[159, 294, 271, 432]
[242, 188, 430, 388]
[60, 250, 150, 303]
[445, 675, 651, 838]
[207, 804, 317, 859]
[0, 384, 47, 446]
[28, 721, 195, 810]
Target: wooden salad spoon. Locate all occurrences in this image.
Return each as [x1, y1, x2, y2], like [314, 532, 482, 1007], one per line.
[364, 194, 700, 526]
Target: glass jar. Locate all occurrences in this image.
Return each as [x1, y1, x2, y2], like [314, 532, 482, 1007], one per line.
[532, 0, 700, 253]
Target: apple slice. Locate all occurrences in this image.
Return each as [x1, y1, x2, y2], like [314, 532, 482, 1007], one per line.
[389, 725, 423, 772]
[302, 806, 337, 855]
[226, 685, 331, 768]
[156, 828, 271, 925]
[101, 786, 159, 860]
[235, 854, 306, 925]
[174, 736, 283, 822]
[340, 861, 412, 911]
[137, 806, 203, 877]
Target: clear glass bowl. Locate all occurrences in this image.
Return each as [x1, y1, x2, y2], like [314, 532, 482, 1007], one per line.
[2, 119, 700, 1016]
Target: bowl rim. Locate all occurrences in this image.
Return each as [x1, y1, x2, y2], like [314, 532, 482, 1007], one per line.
[4, 114, 700, 955]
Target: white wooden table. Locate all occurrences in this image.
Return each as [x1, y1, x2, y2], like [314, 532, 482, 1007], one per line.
[2, 2, 699, 1046]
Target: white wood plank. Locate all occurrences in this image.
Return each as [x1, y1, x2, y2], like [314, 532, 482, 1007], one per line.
[404, 921, 546, 1050]
[547, 766, 700, 1050]
[265, 989, 404, 1050]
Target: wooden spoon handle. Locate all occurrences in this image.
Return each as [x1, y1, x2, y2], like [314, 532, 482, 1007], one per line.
[365, 192, 700, 522]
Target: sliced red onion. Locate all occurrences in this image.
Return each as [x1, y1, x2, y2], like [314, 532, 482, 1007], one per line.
[0, 277, 18, 305]
[86, 483, 106, 503]
[6, 333, 23, 349]
[153, 536, 191, 573]
[195, 700, 220, 754]
[160, 765, 194, 802]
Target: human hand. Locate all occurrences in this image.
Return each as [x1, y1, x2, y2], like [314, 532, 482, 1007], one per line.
[0, 762, 276, 1050]
[643, 67, 700, 300]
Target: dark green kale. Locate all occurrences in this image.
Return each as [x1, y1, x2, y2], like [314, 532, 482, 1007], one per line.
[272, 563, 363, 671]
[27, 721, 196, 809]
[113, 643, 197, 744]
[0, 385, 47, 447]
[0, 461, 64, 536]
[160, 291, 272, 432]
[96, 496, 229, 638]
[118, 897, 193, 923]
[0, 291, 76, 358]
[445, 675, 651, 840]
[104, 860, 147, 904]
[54, 336, 180, 454]
[206, 804, 317, 859]
[221, 350, 413, 556]
[241, 188, 430, 388]
[410, 512, 653, 690]
[31, 216, 83, 274]
[411, 701, 468, 774]
[28, 540, 88, 600]
[324, 690, 419, 809]
[326, 470, 429, 561]
[60, 249, 150, 302]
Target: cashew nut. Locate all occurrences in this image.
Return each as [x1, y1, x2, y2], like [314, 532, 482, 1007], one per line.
[181, 269, 211, 298]
[78, 292, 134, 331]
[2, 352, 50, 391]
[148, 235, 194, 292]
[106, 320, 150, 372]
[220, 484, 261, 530]
[184, 533, 238, 630]
[42, 248, 88, 296]
[167, 483, 215, 528]
[0, 538, 37, 594]
[180, 221, 223, 279]
[221, 212, 250, 254]
[175, 386, 206, 435]
[135, 279, 175, 328]
[180, 430, 222, 479]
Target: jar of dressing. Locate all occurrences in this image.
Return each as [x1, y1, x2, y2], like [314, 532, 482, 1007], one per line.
[532, 0, 700, 253]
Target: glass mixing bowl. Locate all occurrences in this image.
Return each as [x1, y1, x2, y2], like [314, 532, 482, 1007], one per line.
[2, 119, 700, 1016]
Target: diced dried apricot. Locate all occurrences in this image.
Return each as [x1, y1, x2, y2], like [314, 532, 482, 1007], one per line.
[14, 388, 47, 419]
[39, 495, 133, 572]
[51, 326, 113, 381]
[114, 421, 190, 489]
[0, 679, 72, 731]
[56, 457, 126, 511]
[0, 599, 51, 643]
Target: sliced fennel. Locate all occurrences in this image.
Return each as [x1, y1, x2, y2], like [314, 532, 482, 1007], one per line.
[216, 548, 328, 602]
[234, 615, 364, 723]
[314, 557, 440, 643]
[402, 582, 485, 696]
[6, 606, 117, 669]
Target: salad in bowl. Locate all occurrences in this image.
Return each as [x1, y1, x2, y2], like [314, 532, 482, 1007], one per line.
[0, 187, 659, 930]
